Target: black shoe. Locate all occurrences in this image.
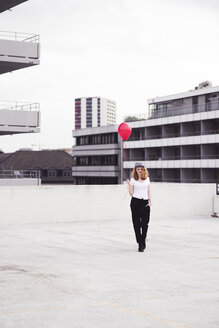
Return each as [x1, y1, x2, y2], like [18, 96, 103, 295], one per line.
[143, 240, 146, 250]
[138, 244, 144, 252]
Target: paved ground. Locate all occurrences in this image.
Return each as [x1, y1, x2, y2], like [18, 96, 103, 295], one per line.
[0, 215, 218, 328]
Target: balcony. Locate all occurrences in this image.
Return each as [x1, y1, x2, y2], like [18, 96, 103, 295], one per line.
[149, 100, 219, 119]
[0, 31, 40, 74]
[124, 158, 219, 170]
[0, 0, 27, 13]
[0, 102, 40, 135]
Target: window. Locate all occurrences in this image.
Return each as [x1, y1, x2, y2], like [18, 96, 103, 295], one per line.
[76, 133, 118, 145]
[48, 170, 56, 177]
[76, 176, 118, 185]
[63, 171, 72, 177]
[76, 155, 118, 166]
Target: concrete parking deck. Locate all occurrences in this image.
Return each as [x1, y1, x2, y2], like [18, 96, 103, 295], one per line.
[0, 215, 218, 328]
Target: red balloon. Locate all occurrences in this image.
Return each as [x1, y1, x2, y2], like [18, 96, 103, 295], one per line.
[118, 122, 132, 141]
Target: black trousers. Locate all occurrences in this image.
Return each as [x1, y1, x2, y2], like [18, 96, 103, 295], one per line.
[130, 197, 150, 245]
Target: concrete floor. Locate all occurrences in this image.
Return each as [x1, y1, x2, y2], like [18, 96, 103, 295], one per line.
[0, 215, 219, 328]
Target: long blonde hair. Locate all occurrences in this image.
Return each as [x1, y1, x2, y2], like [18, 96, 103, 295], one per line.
[131, 167, 149, 181]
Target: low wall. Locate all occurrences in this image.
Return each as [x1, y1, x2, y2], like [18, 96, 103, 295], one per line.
[0, 183, 216, 224]
[0, 179, 41, 186]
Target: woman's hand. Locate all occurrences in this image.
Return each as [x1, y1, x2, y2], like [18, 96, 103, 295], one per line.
[146, 200, 152, 207]
[127, 179, 130, 185]
[147, 185, 152, 207]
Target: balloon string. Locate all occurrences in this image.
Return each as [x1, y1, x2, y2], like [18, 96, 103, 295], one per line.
[123, 142, 129, 199]
[124, 142, 128, 180]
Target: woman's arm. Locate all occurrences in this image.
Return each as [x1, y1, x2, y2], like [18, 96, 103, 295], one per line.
[127, 179, 134, 196]
[148, 184, 152, 206]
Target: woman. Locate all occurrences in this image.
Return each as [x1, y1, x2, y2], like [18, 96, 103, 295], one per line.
[127, 162, 152, 252]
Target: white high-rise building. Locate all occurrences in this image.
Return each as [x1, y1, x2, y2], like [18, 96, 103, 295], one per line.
[74, 97, 116, 130]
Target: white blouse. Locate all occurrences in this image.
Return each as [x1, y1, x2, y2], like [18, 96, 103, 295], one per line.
[130, 177, 150, 200]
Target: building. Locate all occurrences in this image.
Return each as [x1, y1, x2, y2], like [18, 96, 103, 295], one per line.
[124, 82, 219, 183]
[0, 0, 40, 136]
[72, 82, 219, 184]
[0, 150, 75, 184]
[0, 0, 40, 185]
[0, 0, 28, 14]
[0, 102, 40, 136]
[72, 125, 121, 184]
[74, 97, 116, 130]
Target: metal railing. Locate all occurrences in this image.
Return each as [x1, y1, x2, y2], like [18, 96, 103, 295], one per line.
[127, 129, 219, 141]
[0, 101, 39, 112]
[124, 154, 219, 162]
[0, 170, 40, 179]
[125, 155, 219, 161]
[149, 100, 219, 119]
[0, 31, 39, 43]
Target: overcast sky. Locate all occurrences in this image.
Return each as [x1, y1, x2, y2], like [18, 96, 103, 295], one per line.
[0, 0, 219, 152]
